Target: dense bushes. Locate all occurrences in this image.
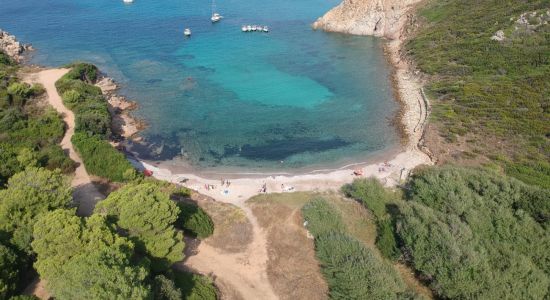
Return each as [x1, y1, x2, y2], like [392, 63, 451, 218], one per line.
[302, 198, 412, 299]
[407, 0, 550, 186]
[173, 271, 217, 300]
[0, 243, 20, 299]
[342, 178, 401, 260]
[177, 202, 214, 239]
[0, 55, 74, 186]
[396, 167, 550, 299]
[72, 132, 136, 182]
[0, 168, 72, 253]
[56, 63, 111, 138]
[94, 183, 185, 272]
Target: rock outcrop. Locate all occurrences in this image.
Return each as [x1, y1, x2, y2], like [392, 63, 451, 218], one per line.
[312, 0, 422, 39]
[0, 29, 32, 61]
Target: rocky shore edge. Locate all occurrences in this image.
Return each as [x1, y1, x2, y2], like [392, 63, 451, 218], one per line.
[0, 29, 34, 62]
[313, 0, 434, 161]
[95, 76, 146, 141]
[1, 28, 144, 143]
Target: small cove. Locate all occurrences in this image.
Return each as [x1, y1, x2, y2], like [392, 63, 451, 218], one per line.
[1, 0, 399, 173]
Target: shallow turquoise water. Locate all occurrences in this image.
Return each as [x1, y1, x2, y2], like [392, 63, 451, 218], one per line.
[1, 0, 399, 172]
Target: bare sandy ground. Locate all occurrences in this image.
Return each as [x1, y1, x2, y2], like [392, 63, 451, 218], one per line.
[24, 68, 105, 216]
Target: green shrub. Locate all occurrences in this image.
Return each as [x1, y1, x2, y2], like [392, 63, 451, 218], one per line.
[72, 132, 135, 182]
[375, 219, 401, 261]
[397, 166, 550, 299]
[177, 202, 214, 239]
[153, 275, 182, 300]
[61, 90, 82, 108]
[301, 197, 346, 237]
[341, 178, 396, 219]
[173, 271, 216, 300]
[0, 243, 21, 300]
[316, 232, 407, 299]
[302, 197, 415, 299]
[38, 145, 76, 174]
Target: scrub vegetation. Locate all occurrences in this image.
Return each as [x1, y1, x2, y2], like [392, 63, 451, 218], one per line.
[0, 52, 75, 187]
[407, 0, 550, 188]
[343, 167, 549, 299]
[55, 62, 136, 182]
[302, 197, 419, 299]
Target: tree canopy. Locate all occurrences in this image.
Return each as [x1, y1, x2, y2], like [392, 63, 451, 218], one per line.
[0, 168, 72, 252]
[95, 183, 184, 271]
[31, 209, 150, 299]
[0, 243, 20, 300]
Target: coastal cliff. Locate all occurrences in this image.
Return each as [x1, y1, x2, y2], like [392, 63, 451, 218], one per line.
[312, 0, 421, 39]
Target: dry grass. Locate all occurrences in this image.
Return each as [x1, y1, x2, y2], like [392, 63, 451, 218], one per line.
[248, 192, 328, 300]
[192, 193, 253, 253]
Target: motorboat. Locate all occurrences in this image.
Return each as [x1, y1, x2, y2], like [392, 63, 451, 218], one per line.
[123, 0, 133, 3]
[262, 26, 269, 32]
[242, 25, 248, 32]
[184, 28, 191, 36]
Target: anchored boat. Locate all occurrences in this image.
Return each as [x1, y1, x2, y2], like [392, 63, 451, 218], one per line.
[211, 0, 223, 22]
[184, 28, 191, 36]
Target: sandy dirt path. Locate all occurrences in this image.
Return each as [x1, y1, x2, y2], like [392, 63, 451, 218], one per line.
[183, 198, 277, 299]
[25, 69, 105, 216]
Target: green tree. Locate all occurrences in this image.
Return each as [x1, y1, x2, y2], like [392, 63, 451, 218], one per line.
[47, 248, 149, 300]
[95, 183, 184, 271]
[32, 210, 149, 299]
[153, 275, 182, 300]
[0, 243, 20, 300]
[0, 168, 72, 252]
[177, 202, 214, 239]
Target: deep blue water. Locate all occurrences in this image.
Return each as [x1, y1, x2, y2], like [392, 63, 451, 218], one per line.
[0, 0, 399, 173]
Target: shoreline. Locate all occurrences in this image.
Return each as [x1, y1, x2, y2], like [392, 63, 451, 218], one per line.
[126, 20, 433, 202]
[3, 24, 432, 203]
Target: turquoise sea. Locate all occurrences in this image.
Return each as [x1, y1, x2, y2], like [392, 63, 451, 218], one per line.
[0, 0, 399, 173]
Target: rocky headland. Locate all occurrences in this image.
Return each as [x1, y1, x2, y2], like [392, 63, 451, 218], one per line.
[0, 29, 33, 62]
[312, 0, 422, 39]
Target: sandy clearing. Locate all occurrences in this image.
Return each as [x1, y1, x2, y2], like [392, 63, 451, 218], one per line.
[24, 69, 105, 216]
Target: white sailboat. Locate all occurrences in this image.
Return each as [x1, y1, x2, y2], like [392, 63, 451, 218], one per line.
[211, 0, 223, 22]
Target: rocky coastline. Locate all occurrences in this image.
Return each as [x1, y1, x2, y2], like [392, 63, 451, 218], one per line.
[312, 0, 422, 39]
[0, 29, 33, 62]
[95, 76, 146, 140]
[313, 0, 433, 161]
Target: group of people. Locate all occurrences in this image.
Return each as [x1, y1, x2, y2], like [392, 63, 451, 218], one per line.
[220, 178, 231, 187]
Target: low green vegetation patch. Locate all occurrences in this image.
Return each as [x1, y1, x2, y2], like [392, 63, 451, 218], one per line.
[177, 202, 214, 239]
[395, 166, 550, 299]
[55, 63, 110, 138]
[342, 178, 401, 260]
[55, 62, 136, 182]
[71, 132, 136, 182]
[302, 198, 415, 299]
[407, 0, 550, 187]
[0, 51, 75, 186]
[173, 271, 217, 300]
